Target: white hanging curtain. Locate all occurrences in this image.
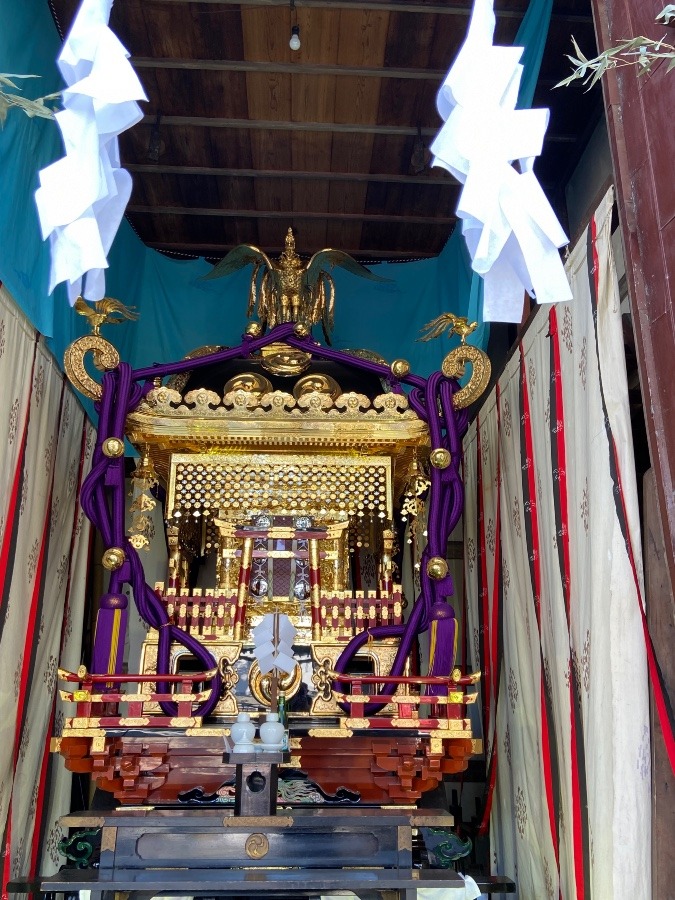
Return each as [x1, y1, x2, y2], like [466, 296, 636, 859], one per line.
[463, 187, 651, 898]
[0, 285, 95, 891]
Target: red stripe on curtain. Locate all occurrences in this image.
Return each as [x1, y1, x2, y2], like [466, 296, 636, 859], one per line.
[1, 825, 11, 900]
[13, 377, 65, 757]
[519, 349, 559, 870]
[1, 515, 48, 900]
[550, 306, 589, 900]
[13, 510, 49, 751]
[477, 421, 492, 740]
[3, 376, 63, 899]
[491, 387, 502, 727]
[477, 397, 503, 837]
[587, 218, 675, 776]
[1, 341, 39, 900]
[475, 421, 495, 834]
[33, 420, 92, 869]
[0, 340, 38, 611]
[29, 725, 53, 879]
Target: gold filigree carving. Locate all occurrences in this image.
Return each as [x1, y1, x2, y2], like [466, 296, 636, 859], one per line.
[259, 390, 298, 412]
[311, 659, 334, 703]
[373, 393, 409, 412]
[184, 388, 222, 410]
[442, 345, 491, 409]
[344, 718, 370, 729]
[225, 817, 293, 828]
[307, 727, 353, 738]
[334, 392, 371, 415]
[63, 335, 120, 401]
[295, 391, 335, 412]
[167, 452, 392, 522]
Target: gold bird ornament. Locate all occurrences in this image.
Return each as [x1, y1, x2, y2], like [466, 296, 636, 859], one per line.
[417, 312, 478, 345]
[202, 228, 391, 343]
[74, 296, 139, 336]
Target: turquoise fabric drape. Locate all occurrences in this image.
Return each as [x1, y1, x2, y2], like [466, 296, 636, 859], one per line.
[453, 0, 555, 339]
[0, 0, 553, 383]
[0, 0, 70, 338]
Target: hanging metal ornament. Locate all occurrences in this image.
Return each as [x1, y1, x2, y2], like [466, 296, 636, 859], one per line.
[400, 451, 430, 544]
[128, 446, 159, 551]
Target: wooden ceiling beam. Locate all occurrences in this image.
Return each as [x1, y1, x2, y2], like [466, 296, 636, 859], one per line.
[128, 205, 456, 225]
[141, 115, 437, 136]
[132, 57, 446, 81]
[148, 0, 592, 23]
[127, 163, 459, 186]
[148, 241, 437, 259]
[138, 115, 577, 143]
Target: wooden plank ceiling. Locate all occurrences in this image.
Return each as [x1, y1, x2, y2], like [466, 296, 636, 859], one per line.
[48, 0, 598, 262]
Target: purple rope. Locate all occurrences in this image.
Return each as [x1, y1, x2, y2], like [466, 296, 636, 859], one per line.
[127, 551, 223, 717]
[333, 362, 469, 712]
[81, 365, 222, 716]
[80, 323, 471, 721]
[131, 324, 296, 381]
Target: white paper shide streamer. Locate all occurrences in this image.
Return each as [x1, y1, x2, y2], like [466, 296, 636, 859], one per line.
[431, 0, 572, 322]
[35, 0, 147, 304]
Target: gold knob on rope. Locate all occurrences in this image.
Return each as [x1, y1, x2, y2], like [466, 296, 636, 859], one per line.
[429, 448, 451, 469]
[391, 359, 410, 378]
[102, 547, 126, 571]
[102, 437, 125, 458]
[426, 557, 449, 580]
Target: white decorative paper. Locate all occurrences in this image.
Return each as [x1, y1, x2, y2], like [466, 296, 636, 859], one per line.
[431, 0, 571, 322]
[35, 0, 147, 304]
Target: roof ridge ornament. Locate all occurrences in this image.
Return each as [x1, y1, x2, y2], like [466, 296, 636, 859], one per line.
[201, 228, 392, 344]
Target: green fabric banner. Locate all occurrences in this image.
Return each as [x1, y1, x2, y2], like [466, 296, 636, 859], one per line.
[0, 0, 553, 381]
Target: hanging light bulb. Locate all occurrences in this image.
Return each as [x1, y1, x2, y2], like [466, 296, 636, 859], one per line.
[289, 24, 301, 51]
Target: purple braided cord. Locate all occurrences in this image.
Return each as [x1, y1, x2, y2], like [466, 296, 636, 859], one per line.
[80, 365, 222, 716]
[334, 367, 467, 713]
[80, 323, 469, 720]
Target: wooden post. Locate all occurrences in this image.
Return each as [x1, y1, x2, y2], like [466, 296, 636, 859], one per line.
[644, 469, 675, 895]
[590, 0, 675, 593]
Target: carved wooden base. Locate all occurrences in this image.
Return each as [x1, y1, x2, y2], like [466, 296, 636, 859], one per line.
[57, 731, 476, 806]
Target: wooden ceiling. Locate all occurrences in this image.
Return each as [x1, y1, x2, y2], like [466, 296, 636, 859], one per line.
[48, 0, 599, 262]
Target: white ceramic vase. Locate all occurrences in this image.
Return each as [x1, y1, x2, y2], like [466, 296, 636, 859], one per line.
[259, 712, 285, 751]
[230, 712, 256, 753]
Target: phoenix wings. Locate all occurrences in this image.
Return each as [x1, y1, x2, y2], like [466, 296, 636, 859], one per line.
[202, 230, 390, 342]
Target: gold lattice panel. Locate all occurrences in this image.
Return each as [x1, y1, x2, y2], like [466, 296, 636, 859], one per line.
[167, 453, 392, 522]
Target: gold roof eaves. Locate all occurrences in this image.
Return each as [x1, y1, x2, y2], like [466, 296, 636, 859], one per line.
[126, 418, 430, 449]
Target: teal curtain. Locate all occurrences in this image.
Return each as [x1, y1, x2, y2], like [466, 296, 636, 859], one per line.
[451, 0, 554, 342]
[0, 0, 553, 385]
